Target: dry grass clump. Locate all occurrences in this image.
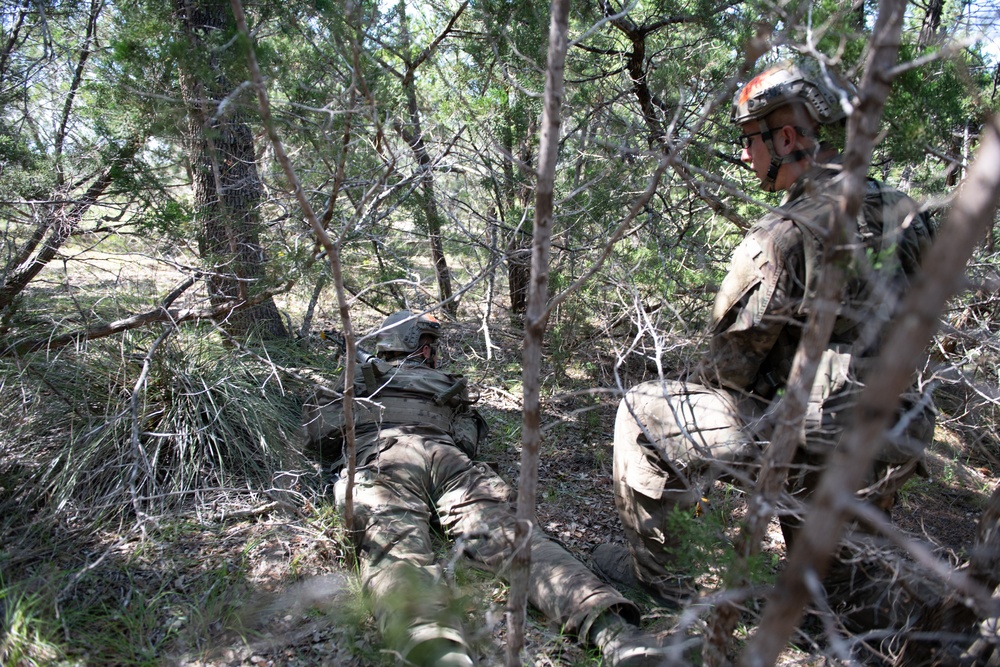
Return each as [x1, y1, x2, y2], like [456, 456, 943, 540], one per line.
[1, 327, 323, 525]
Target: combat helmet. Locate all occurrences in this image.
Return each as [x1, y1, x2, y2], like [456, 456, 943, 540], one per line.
[732, 59, 855, 190]
[732, 59, 854, 127]
[375, 310, 441, 359]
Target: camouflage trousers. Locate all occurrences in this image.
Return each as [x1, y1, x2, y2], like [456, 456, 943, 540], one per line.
[612, 379, 934, 632]
[336, 425, 639, 657]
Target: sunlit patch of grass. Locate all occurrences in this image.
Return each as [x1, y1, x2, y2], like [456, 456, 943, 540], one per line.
[0, 580, 64, 667]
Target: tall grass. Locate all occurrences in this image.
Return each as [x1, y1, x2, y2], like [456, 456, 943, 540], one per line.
[2, 326, 320, 523]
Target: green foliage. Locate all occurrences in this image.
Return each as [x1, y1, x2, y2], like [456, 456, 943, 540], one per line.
[0, 133, 53, 201]
[881, 46, 990, 166]
[662, 499, 777, 589]
[660, 503, 729, 580]
[135, 198, 195, 237]
[0, 0, 998, 662]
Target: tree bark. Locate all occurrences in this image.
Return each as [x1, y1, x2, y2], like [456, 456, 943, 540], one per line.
[918, 0, 945, 47]
[392, 0, 467, 316]
[505, 116, 535, 320]
[174, 0, 286, 340]
[505, 0, 568, 664]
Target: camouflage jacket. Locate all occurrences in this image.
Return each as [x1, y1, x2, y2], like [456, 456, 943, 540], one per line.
[696, 163, 934, 401]
[301, 360, 488, 469]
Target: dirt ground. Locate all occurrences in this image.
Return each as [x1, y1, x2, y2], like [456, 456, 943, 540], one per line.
[4, 390, 995, 667]
[154, 374, 996, 667]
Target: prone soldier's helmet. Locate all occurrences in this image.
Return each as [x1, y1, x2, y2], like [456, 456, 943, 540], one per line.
[375, 310, 441, 360]
[732, 59, 855, 127]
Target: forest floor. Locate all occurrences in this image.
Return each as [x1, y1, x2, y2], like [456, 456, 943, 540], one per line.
[172, 391, 996, 667]
[4, 251, 998, 666]
[7, 349, 994, 667]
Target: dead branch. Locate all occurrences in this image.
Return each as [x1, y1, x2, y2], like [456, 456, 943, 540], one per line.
[0, 140, 141, 313]
[0, 277, 285, 357]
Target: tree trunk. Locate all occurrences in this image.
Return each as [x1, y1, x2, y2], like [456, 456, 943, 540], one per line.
[918, 0, 945, 47]
[174, 0, 286, 340]
[393, 0, 466, 316]
[505, 0, 568, 663]
[506, 112, 535, 321]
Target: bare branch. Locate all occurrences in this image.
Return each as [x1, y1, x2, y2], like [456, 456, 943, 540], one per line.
[406, 0, 469, 81]
[506, 0, 569, 663]
[1, 278, 289, 357]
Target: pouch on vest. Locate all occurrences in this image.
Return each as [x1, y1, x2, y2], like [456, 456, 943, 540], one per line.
[451, 411, 487, 459]
[803, 346, 855, 440]
[710, 225, 786, 333]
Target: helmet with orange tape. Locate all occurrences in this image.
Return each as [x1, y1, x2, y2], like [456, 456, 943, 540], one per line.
[732, 60, 855, 191]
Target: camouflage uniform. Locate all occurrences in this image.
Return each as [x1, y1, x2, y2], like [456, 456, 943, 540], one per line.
[304, 359, 641, 659]
[613, 163, 936, 616]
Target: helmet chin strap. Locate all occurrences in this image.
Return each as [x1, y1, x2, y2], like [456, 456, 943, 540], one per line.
[758, 119, 812, 192]
[400, 344, 436, 369]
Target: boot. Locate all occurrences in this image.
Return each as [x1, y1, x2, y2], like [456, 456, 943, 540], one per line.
[591, 543, 694, 610]
[404, 638, 474, 667]
[589, 613, 670, 667]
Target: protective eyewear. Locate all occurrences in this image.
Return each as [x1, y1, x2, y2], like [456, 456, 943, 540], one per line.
[736, 130, 768, 150]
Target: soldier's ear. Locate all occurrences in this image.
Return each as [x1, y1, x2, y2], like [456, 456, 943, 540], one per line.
[774, 124, 798, 156]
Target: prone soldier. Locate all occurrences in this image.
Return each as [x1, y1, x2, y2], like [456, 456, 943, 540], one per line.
[304, 311, 672, 666]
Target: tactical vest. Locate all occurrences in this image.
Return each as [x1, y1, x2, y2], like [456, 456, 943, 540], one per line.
[349, 360, 471, 433]
[302, 360, 485, 466]
[708, 170, 932, 400]
[797, 177, 931, 341]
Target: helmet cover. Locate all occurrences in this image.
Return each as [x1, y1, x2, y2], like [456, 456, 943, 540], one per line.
[375, 310, 441, 356]
[732, 60, 855, 127]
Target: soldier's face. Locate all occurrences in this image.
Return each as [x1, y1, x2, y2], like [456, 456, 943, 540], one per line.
[739, 121, 771, 182]
[416, 334, 437, 368]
